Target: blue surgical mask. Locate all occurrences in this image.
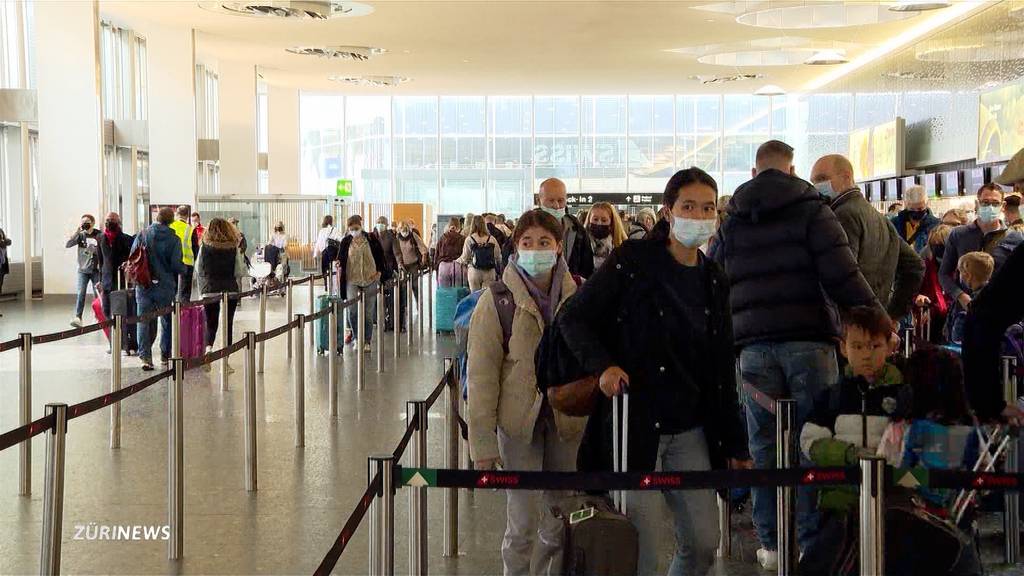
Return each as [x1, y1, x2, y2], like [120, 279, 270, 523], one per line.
[517, 250, 558, 277]
[540, 206, 566, 221]
[977, 205, 1002, 224]
[814, 180, 836, 199]
[672, 217, 716, 249]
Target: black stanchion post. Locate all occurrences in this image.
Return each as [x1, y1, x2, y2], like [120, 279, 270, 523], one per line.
[220, 292, 230, 390]
[39, 403, 67, 575]
[775, 399, 797, 576]
[244, 332, 258, 492]
[443, 358, 460, 558]
[169, 358, 184, 560]
[19, 332, 31, 495]
[295, 314, 305, 448]
[1003, 355, 1019, 564]
[286, 279, 293, 359]
[407, 401, 428, 576]
[859, 456, 885, 576]
[111, 316, 123, 449]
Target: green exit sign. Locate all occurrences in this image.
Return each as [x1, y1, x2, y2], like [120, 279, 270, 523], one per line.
[336, 179, 353, 197]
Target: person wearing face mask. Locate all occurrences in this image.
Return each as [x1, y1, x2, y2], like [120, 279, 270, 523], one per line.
[708, 141, 879, 570]
[396, 220, 428, 331]
[466, 209, 587, 576]
[537, 178, 595, 279]
[457, 215, 502, 291]
[584, 202, 626, 271]
[336, 215, 386, 352]
[938, 183, 1007, 311]
[810, 154, 924, 321]
[66, 213, 104, 327]
[434, 217, 467, 288]
[97, 212, 134, 320]
[558, 168, 750, 576]
[913, 224, 953, 344]
[891, 185, 941, 255]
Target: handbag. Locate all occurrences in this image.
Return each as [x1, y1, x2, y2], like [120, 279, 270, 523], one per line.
[124, 232, 152, 288]
[546, 376, 599, 417]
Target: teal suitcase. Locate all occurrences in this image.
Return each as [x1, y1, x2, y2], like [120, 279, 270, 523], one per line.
[316, 294, 346, 355]
[435, 286, 470, 333]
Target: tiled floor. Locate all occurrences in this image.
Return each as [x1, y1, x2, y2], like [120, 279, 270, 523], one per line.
[0, 291, 1021, 575]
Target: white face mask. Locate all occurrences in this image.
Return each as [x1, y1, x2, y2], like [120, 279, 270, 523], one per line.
[672, 217, 716, 249]
[540, 206, 566, 221]
[349, 227, 362, 236]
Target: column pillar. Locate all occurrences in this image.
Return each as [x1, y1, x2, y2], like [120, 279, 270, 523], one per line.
[146, 24, 197, 206]
[218, 60, 257, 195]
[268, 84, 299, 196]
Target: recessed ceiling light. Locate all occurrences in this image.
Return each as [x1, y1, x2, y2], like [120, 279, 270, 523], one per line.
[755, 84, 786, 96]
[805, 49, 849, 65]
[737, 4, 914, 29]
[689, 73, 764, 85]
[883, 70, 946, 81]
[285, 46, 386, 61]
[329, 75, 410, 87]
[889, 1, 952, 12]
[200, 1, 374, 19]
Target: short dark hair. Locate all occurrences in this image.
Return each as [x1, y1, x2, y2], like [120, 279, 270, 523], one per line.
[347, 215, 363, 228]
[1005, 194, 1021, 210]
[978, 182, 1004, 199]
[157, 207, 175, 225]
[322, 215, 334, 228]
[841, 306, 893, 341]
[663, 167, 719, 210]
[176, 205, 190, 219]
[512, 209, 563, 247]
[755, 140, 794, 166]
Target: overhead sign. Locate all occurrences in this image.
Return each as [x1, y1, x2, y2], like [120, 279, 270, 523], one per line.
[336, 179, 353, 198]
[532, 193, 663, 206]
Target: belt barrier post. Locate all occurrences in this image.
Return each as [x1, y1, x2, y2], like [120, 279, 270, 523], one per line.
[258, 284, 268, 373]
[294, 314, 305, 448]
[394, 275, 402, 359]
[775, 398, 797, 576]
[407, 401, 428, 576]
[406, 272, 414, 349]
[244, 332, 258, 492]
[427, 268, 433, 331]
[286, 280, 294, 358]
[443, 358, 460, 557]
[357, 290, 366, 392]
[369, 457, 380, 576]
[220, 293, 230, 390]
[168, 358, 184, 560]
[417, 270, 424, 339]
[902, 326, 913, 358]
[377, 285, 385, 373]
[329, 300, 339, 417]
[457, 363, 470, 472]
[859, 456, 886, 576]
[308, 273, 315, 347]
[172, 301, 181, 359]
[369, 454, 396, 576]
[716, 494, 731, 559]
[39, 403, 67, 575]
[110, 315, 123, 449]
[1003, 355, 1020, 564]
[19, 332, 32, 495]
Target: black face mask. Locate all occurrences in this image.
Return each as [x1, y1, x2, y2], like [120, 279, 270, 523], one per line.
[908, 209, 927, 221]
[105, 220, 120, 232]
[589, 224, 611, 240]
[931, 244, 945, 261]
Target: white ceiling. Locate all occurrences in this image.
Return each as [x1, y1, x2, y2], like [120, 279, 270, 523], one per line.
[99, 0, 984, 94]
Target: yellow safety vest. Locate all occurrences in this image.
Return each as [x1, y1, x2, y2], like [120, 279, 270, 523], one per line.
[169, 220, 195, 266]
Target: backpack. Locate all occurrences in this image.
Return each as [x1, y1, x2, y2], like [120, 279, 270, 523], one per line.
[454, 281, 516, 399]
[470, 236, 496, 271]
[124, 231, 153, 288]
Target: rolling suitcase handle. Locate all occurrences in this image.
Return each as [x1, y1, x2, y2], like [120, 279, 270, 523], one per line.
[612, 389, 629, 515]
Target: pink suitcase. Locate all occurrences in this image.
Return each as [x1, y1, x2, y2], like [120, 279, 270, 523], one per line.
[179, 306, 206, 359]
[438, 261, 468, 288]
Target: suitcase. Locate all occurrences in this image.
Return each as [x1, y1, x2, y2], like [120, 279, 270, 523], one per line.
[178, 306, 206, 359]
[108, 289, 139, 355]
[435, 285, 470, 333]
[553, 392, 638, 576]
[316, 294, 346, 355]
[92, 297, 110, 339]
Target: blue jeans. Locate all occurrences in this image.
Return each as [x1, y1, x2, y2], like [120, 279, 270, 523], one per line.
[346, 281, 377, 344]
[628, 428, 720, 576]
[739, 341, 839, 552]
[74, 270, 100, 318]
[136, 287, 173, 362]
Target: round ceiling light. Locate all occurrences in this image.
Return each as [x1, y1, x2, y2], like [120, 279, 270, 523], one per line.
[805, 49, 849, 65]
[286, 46, 386, 60]
[689, 73, 764, 85]
[755, 84, 786, 96]
[736, 3, 915, 29]
[888, 1, 952, 12]
[200, 1, 373, 20]
[329, 75, 410, 87]
[698, 49, 818, 66]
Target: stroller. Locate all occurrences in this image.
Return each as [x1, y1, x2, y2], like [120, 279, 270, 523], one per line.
[250, 243, 290, 295]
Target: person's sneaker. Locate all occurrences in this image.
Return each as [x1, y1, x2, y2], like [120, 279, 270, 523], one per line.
[756, 548, 778, 571]
[160, 355, 169, 366]
[140, 357, 154, 371]
[105, 348, 112, 355]
[70, 317, 83, 328]
[363, 344, 372, 353]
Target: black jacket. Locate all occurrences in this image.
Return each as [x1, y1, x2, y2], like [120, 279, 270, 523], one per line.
[195, 241, 241, 295]
[962, 242, 1024, 420]
[563, 214, 596, 279]
[558, 238, 749, 472]
[709, 169, 878, 348]
[99, 230, 134, 290]
[337, 232, 387, 288]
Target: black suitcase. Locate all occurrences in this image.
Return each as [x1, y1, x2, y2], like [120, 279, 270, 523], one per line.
[108, 288, 138, 354]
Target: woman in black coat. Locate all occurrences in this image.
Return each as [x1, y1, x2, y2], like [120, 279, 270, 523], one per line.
[558, 167, 750, 576]
[98, 212, 134, 317]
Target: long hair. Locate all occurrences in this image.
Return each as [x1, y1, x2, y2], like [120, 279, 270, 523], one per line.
[585, 202, 627, 247]
[471, 215, 488, 237]
[203, 217, 240, 247]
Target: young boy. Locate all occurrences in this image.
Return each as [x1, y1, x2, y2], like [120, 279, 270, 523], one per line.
[945, 251, 995, 344]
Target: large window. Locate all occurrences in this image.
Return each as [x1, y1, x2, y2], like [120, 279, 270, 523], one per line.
[440, 96, 485, 214]
[581, 96, 626, 193]
[393, 96, 437, 205]
[488, 96, 532, 215]
[627, 96, 674, 194]
[346, 96, 391, 203]
[534, 96, 580, 194]
[195, 63, 219, 196]
[299, 93, 342, 196]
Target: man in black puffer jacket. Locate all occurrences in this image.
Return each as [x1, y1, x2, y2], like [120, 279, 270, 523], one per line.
[709, 140, 878, 570]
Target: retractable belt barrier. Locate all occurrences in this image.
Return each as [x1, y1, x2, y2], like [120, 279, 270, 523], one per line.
[0, 336, 21, 352]
[0, 412, 56, 453]
[32, 320, 112, 345]
[314, 473, 382, 576]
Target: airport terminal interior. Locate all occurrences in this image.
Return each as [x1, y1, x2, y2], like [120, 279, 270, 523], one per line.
[6, 1, 1024, 575]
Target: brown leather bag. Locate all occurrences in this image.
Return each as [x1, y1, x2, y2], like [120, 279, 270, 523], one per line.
[546, 376, 599, 417]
